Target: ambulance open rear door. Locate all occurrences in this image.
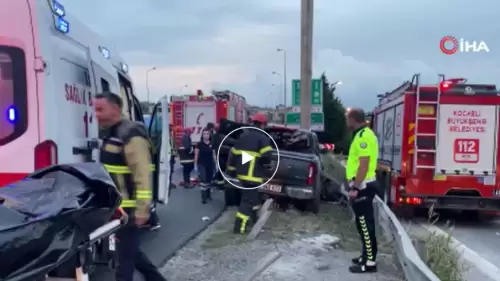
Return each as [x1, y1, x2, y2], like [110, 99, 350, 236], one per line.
[148, 96, 172, 205]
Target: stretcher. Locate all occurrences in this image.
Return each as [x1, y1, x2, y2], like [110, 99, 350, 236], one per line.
[45, 215, 125, 281]
[0, 163, 124, 281]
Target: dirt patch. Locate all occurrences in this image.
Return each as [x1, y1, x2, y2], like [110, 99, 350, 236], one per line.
[161, 203, 403, 281]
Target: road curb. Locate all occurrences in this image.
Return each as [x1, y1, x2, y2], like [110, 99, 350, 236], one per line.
[157, 204, 227, 267]
[421, 223, 500, 281]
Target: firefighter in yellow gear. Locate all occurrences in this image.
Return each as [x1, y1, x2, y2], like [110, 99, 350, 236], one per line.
[229, 113, 273, 234]
[95, 92, 167, 281]
[345, 108, 379, 274]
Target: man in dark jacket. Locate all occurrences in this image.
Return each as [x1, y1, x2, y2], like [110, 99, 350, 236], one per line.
[180, 128, 195, 188]
[95, 92, 167, 281]
[211, 123, 225, 186]
[229, 113, 273, 234]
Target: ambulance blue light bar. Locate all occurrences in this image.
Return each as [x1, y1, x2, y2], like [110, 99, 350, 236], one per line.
[52, 1, 65, 17]
[55, 17, 69, 33]
[7, 106, 16, 123]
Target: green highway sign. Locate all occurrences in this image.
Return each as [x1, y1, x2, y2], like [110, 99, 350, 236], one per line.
[285, 112, 324, 131]
[291, 79, 323, 107]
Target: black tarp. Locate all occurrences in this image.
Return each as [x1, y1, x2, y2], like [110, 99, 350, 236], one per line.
[0, 163, 121, 281]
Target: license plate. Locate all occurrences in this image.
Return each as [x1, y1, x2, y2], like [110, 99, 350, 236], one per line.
[261, 184, 282, 193]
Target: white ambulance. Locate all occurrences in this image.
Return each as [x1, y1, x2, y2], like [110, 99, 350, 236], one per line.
[1, 0, 172, 279]
[0, 0, 171, 204]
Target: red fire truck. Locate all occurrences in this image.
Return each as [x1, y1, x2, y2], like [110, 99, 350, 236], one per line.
[371, 74, 500, 216]
[170, 90, 248, 147]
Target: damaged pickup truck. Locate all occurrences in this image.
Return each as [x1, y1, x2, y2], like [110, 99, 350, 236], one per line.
[216, 120, 334, 213]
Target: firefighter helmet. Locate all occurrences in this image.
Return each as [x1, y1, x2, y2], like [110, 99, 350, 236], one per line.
[251, 113, 268, 125]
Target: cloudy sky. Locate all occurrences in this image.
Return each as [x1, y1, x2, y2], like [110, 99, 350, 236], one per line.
[64, 0, 499, 110]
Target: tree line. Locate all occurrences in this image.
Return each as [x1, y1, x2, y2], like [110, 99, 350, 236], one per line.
[319, 73, 350, 154]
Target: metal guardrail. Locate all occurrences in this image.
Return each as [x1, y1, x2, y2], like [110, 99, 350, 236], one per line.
[323, 153, 441, 281]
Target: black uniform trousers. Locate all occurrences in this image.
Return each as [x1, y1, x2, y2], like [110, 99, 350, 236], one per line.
[115, 225, 166, 281]
[234, 185, 260, 234]
[169, 155, 175, 180]
[351, 181, 378, 263]
[182, 162, 194, 184]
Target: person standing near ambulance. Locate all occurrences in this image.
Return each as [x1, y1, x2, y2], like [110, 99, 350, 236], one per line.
[229, 113, 273, 234]
[179, 128, 195, 188]
[95, 92, 167, 281]
[345, 108, 379, 274]
[194, 129, 216, 203]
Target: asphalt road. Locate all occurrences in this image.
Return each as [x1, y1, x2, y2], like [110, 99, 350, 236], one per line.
[404, 212, 500, 280]
[92, 168, 226, 281]
[436, 217, 500, 266]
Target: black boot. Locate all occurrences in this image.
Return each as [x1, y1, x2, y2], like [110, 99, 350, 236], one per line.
[207, 188, 212, 200]
[351, 256, 363, 266]
[349, 263, 377, 273]
[201, 188, 208, 204]
[233, 217, 244, 234]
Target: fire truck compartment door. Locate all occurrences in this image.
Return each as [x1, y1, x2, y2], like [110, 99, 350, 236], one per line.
[184, 101, 216, 143]
[435, 104, 497, 175]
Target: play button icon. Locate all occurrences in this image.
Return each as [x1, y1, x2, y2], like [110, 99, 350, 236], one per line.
[241, 151, 254, 165]
[216, 126, 280, 190]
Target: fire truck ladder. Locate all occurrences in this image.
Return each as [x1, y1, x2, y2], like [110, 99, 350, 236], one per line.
[412, 74, 444, 174]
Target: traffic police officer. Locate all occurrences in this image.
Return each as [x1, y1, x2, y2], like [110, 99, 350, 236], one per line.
[95, 92, 167, 281]
[229, 113, 273, 234]
[345, 108, 379, 274]
[179, 128, 195, 188]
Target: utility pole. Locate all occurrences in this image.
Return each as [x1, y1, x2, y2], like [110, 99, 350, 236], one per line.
[300, 0, 314, 129]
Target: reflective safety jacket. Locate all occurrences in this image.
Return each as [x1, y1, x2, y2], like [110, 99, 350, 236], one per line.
[178, 134, 194, 164]
[229, 129, 273, 187]
[100, 120, 155, 220]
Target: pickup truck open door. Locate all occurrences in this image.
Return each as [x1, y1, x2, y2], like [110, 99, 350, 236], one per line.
[148, 96, 172, 205]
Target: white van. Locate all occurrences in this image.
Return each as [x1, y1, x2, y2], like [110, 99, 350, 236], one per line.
[0, 0, 170, 203]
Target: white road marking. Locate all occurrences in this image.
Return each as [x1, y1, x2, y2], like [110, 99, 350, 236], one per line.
[420, 223, 500, 281]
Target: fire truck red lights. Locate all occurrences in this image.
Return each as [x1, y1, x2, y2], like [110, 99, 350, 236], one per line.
[398, 196, 423, 205]
[439, 78, 466, 92]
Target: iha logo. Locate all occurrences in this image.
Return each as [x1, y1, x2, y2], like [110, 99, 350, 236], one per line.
[439, 36, 490, 55]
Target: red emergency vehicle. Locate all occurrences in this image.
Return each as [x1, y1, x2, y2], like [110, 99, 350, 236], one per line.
[169, 90, 248, 147]
[371, 74, 500, 215]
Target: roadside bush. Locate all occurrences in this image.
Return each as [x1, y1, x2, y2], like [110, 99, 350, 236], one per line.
[419, 206, 466, 281]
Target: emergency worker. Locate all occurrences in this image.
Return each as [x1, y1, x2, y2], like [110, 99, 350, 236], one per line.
[194, 129, 216, 203]
[212, 123, 225, 186]
[230, 113, 273, 234]
[179, 128, 195, 188]
[345, 107, 379, 274]
[95, 92, 167, 281]
[169, 125, 176, 185]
